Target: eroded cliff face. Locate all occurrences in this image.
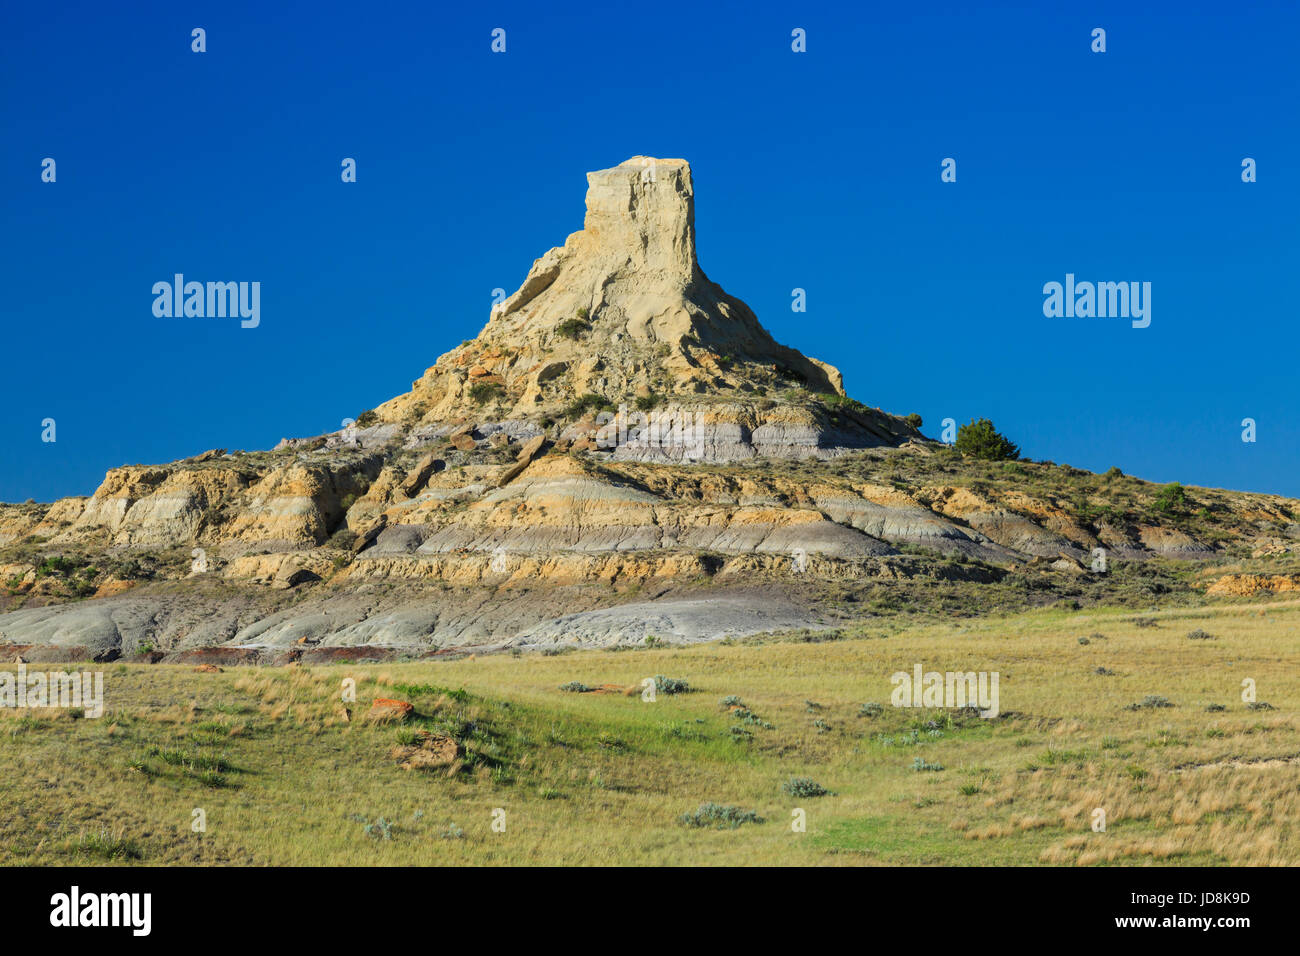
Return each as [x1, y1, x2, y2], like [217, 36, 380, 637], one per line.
[373, 157, 859, 431]
[3, 426, 1295, 659]
[2, 158, 1297, 658]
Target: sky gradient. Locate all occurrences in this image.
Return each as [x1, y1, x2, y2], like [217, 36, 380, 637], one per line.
[2, 1, 1297, 501]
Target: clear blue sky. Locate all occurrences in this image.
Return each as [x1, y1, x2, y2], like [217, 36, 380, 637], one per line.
[2, 1, 1297, 502]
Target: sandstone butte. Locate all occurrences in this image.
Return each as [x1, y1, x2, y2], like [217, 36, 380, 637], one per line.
[1, 157, 1297, 661]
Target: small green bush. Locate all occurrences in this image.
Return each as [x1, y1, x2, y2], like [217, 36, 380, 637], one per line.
[680, 802, 764, 829]
[34, 555, 84, 579]
[654, 675, 690, 695]
[954, 418, 1020, 461]
[556, 318, 590, 340]
[818, 393, 869, 415]
[782, 777, 831, 798]
[328, 528, 357, 551]
[566, 393, 612, 418]
[361, 817, 393, 840]
[468, 382, 504, 404]
[1152, 482, 1187, 515]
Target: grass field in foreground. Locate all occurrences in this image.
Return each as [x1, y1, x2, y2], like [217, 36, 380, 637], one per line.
[2, 599, 1297, 866]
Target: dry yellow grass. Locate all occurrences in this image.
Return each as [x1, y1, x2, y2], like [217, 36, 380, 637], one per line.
[0, 598, 1295, 865]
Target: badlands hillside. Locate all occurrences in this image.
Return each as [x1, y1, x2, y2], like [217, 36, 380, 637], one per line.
[2, 157, 1298, 663]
